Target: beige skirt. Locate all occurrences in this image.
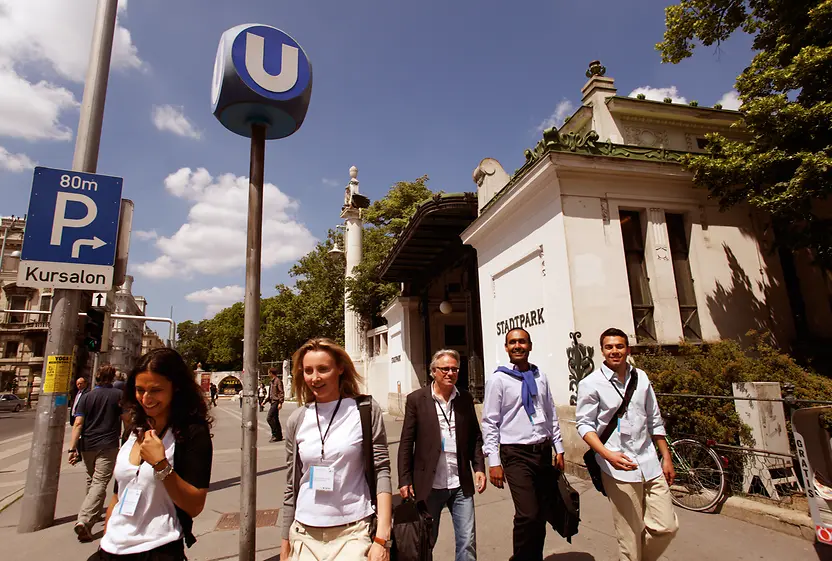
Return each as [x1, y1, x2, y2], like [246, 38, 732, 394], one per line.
[288, 516, 373, 561]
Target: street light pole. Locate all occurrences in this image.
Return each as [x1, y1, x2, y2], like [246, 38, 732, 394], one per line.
[240, 123, 265, 561]
[18, 0, 119, 533]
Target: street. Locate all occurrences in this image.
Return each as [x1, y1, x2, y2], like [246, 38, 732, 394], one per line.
[0, 408, 35, 443]
[0, 398, 825, 560]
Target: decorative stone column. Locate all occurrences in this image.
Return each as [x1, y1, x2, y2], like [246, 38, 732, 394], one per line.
[341, 166, 364, 362]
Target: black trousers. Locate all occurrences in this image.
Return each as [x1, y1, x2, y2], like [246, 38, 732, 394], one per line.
[266, 401, 283, 439]
[501, 441, 553, 561]
[90, 539, 186, 561]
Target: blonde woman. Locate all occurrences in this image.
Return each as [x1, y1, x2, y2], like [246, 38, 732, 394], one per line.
[280, 338, 392, 561]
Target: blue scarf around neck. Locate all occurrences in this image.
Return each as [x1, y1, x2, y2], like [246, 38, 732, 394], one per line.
[496, 365, 539, 418]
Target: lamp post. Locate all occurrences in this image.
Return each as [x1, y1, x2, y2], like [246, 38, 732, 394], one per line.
[340, 167, 368, 362]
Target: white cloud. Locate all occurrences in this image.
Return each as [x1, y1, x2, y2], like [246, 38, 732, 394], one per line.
[716, 90, 741, 110]
[152, 105, 202, 140]
[134, 168, 317, 279]
[628, 86, 687, 104]
[0, 146, 36, 172]
[322, 178, 340, 187]
[0, 0, 141, 83]
[186, 285, 244, 317]
[0, 68, 78, 140]
[537, 99, 575, 131]
[134, 229, 158, 241]
[0, 0, 141, 141]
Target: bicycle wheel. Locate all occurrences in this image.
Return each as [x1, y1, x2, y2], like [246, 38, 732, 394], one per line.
[667, 438, 725, 512]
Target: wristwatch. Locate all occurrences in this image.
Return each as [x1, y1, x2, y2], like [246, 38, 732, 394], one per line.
[153, 459, 174, 481]
[372, 536, 391, 549]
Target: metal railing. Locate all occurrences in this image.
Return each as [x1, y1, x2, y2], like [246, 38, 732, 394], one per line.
[656, 387, 832, 507]
[1, 309, 176, 347]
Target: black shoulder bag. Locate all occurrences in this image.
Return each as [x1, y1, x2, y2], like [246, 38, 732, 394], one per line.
[357, 395, 380, 538]
[583, 371, 638, 496]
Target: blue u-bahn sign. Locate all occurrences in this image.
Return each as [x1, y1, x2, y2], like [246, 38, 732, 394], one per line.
[212, 24, 313, 139]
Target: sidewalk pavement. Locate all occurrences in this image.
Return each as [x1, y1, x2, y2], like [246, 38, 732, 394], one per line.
[0, 400, 826, 561]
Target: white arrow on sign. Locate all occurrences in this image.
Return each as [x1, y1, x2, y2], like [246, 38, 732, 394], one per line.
[71, 236, 107, 258]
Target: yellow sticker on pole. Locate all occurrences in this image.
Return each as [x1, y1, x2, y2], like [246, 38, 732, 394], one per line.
[43, 355, 73, 393]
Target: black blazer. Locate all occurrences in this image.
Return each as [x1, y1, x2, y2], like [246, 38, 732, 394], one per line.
[398, 385, 485, 503]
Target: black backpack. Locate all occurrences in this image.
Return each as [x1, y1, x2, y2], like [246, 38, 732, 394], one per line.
[547, 470, 581, 543]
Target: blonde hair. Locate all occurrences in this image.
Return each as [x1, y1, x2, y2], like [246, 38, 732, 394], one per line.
[291, 338, 363, 405]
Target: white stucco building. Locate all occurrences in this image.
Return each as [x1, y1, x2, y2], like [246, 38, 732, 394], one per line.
[367, 61, 832, 425]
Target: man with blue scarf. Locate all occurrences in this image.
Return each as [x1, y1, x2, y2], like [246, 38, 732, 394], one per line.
[482, 328, 565, 561]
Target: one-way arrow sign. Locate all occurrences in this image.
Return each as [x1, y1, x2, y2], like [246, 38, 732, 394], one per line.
[92, 291, 108, 309]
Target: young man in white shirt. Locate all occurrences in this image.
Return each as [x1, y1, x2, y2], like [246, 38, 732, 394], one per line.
[482, 328, 565, 561]
[576, 327, 678, 561]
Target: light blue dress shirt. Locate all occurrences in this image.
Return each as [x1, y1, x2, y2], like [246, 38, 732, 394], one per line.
[575, 363, 666, 483]
[481, 365, 565, 467]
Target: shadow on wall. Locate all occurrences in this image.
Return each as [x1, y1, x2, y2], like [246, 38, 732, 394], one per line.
[705, 244, 789, 346]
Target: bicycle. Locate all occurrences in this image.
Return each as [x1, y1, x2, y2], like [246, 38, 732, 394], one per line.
[665, 437, 727, 512]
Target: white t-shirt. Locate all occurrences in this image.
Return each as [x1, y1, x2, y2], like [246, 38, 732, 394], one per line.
[431, 384, 460, 489]
[101, 431, 182, 555]
[295, 398, 374, 527]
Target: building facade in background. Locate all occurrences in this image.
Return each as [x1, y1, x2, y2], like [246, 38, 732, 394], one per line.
[109, 275, 146, 376]
[367, 62, 832, 423]
[141, 326, 165, 357]
[0, 216, 50, 398]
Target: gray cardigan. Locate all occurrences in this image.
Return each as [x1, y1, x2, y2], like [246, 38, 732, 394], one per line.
[280, 397, 392, 539]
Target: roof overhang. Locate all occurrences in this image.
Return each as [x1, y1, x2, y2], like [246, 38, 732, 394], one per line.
[606, 96, 742, 130]
[379, 193, 478, 283]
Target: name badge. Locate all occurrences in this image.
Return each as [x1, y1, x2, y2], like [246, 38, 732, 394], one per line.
[618, 417, 632, 437]
[442, 430, 457, 453]
[530, 411, 547, 426]
[119, 487, 142, 517]
[310, 465, 335, 492]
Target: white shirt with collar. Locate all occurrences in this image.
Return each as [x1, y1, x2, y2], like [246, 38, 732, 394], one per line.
[481, 365, 565, 467]
[431, 383, 461, 490]
[575, 363, 666, 483]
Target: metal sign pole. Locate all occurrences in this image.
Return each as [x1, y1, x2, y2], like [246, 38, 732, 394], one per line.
[240, 123, 266, 561]
[18, 0, 118, 532]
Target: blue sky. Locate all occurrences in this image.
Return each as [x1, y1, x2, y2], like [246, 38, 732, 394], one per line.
[0, 0, 753, 327]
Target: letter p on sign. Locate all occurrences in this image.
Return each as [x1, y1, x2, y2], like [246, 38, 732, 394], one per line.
[51, 192, 97, 246]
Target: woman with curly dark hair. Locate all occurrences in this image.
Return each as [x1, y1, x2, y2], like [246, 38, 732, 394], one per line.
[93, 348, 213, 561]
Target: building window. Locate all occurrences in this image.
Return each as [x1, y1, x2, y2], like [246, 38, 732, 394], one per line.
[32, 339, 45, 358]
[39, 295, 52, 312]
[4, 341, 19, 359]
[667, 213, 702, 341]
[8, 296, 27, 323]
[620, 210, 656, 342]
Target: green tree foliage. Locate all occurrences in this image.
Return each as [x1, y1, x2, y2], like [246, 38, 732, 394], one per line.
[345, 175, 436, 324]
[176, 320, 211, 369]
[635, 333, 832, 444]
[176, 231, 345, 371]
[658, 1, 832, 265]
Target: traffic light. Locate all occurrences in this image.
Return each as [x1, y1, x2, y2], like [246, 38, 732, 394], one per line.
[83, 309, 105, 352]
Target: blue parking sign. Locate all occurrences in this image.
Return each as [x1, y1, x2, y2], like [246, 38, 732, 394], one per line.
[17, 166, 123, 291]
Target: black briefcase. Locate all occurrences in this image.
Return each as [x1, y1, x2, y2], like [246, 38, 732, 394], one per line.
[547, 470, 581, 543]
[391, 498, 433, 561]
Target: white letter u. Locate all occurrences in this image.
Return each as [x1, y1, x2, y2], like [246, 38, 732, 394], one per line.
[244, 32, 299, 93]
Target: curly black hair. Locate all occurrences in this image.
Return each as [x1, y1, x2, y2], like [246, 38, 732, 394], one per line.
[123, 348, 212, 441]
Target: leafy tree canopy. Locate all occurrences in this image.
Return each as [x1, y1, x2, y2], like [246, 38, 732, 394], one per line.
[345, 176, 436, 324]
[658, 0, 832, 265]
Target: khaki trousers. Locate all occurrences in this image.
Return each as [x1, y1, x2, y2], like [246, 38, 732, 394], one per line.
[79, 448, 118, 527]
[601, 471, 679, 561]
[288, 517, 373, 561]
